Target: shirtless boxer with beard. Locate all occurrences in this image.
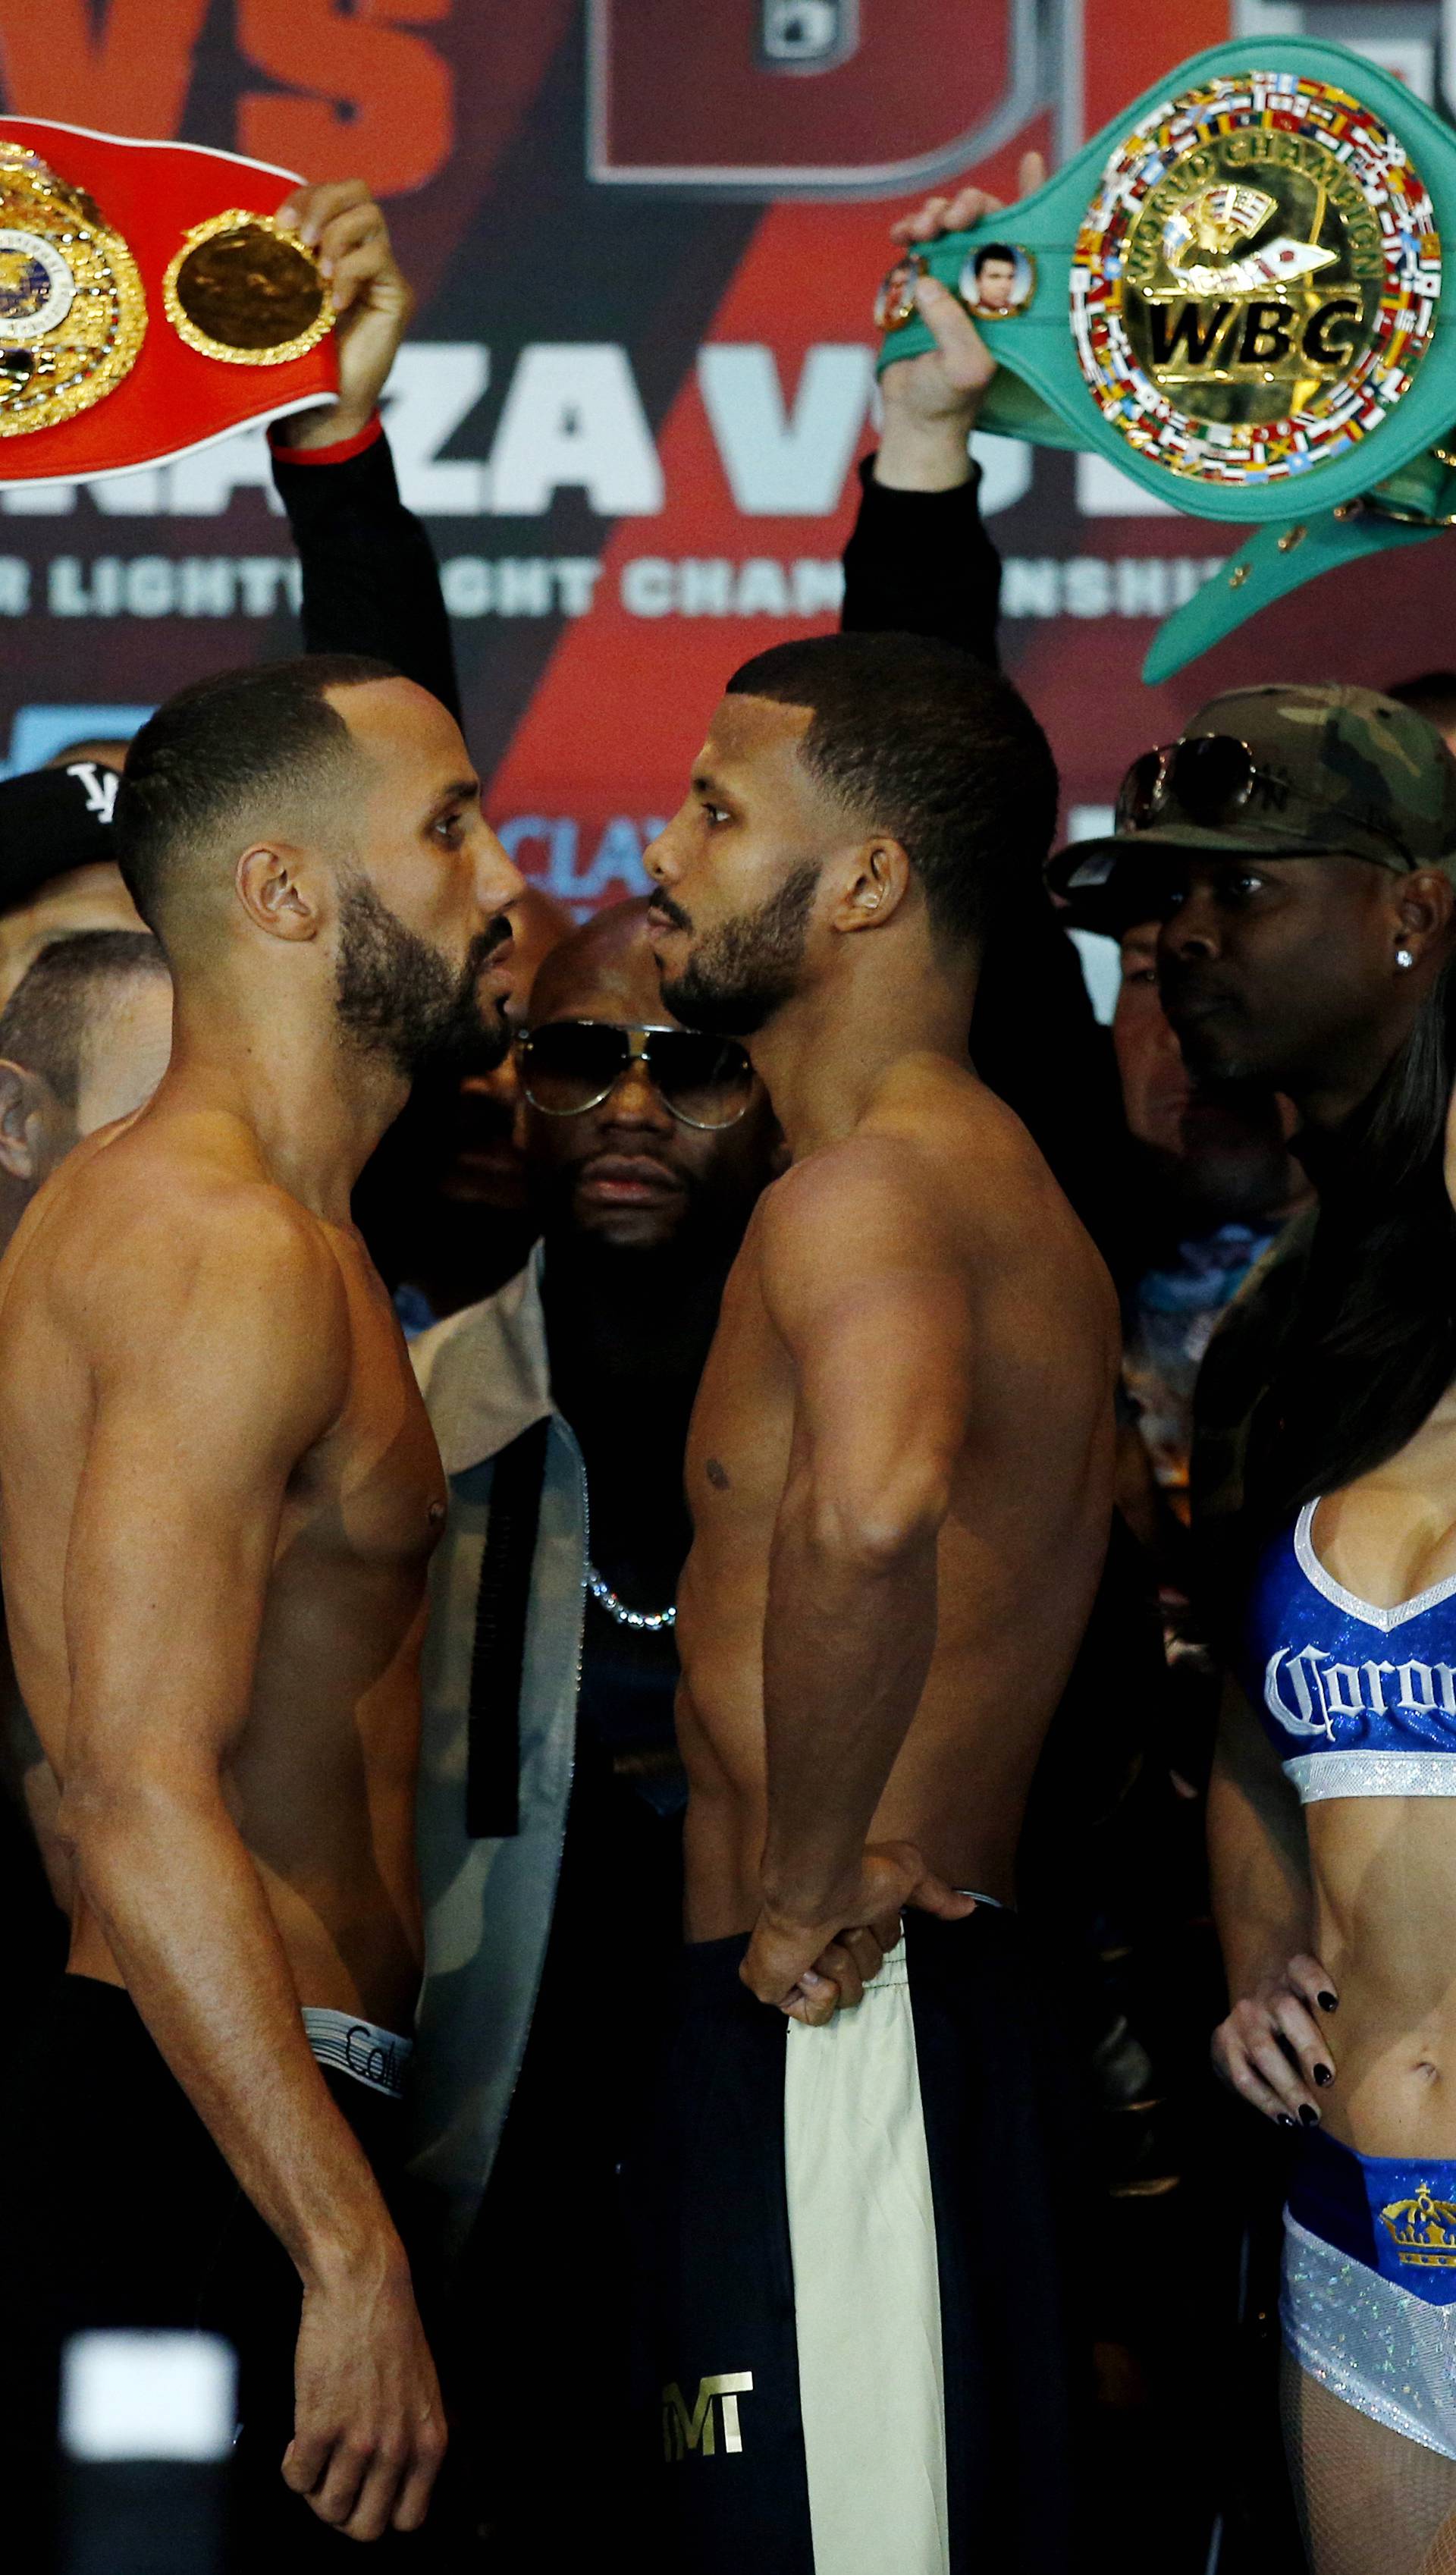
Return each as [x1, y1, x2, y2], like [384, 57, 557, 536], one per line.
[633, 632, 1117, 2575]
[0, 654, 522, 2563]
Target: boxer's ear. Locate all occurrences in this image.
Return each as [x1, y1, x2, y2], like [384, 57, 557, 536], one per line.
[833, 837, 912, 934]
[234, 843, 322, 942]
[0, 1060, 58, 1183]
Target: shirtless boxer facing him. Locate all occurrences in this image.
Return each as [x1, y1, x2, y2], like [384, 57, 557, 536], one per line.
[637, 632, 1117, 2575]
[0, 655, 522, 2559]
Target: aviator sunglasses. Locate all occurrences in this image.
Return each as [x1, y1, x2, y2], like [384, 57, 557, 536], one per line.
[1116, 733, 1292, 834]
[1116, 730, 1407, 859]
[516, 1020, 756, 1130]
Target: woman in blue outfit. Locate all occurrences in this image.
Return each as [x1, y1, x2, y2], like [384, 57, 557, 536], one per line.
[1211, 969, 1456, 2573]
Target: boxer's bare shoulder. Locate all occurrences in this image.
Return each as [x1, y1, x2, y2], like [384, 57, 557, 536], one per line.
[759, 1052, 1111, 1335]
[0, 1107, 353, 1554]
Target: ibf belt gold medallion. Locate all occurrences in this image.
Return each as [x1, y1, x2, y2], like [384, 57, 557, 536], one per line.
[0, 143, 146, 437]
[1071, 73, 1442, 486]
[163, 211, 331, 367]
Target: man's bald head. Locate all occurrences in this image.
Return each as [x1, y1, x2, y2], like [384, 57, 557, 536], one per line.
[529, 896, 673, 1028]
[115, 653, 397, 947]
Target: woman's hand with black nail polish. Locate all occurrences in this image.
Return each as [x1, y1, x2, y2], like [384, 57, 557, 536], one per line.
[1212, 1952, 1338, 2130]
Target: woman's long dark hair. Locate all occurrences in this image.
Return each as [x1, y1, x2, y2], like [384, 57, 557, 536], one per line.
[1250, 961, 1456, 1534]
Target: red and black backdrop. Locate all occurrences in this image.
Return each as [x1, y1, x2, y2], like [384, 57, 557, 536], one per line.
[0, 2, 1451, 903]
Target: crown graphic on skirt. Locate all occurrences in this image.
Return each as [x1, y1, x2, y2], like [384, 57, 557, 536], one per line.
[1379, 2185, 1456, 2267]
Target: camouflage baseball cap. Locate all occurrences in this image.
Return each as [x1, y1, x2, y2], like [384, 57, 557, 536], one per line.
[1048, 683, 1456, 935]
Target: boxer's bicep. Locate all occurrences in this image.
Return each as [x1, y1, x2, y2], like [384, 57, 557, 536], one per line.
[762, 1148, 974, 1556]
[792, 1278, 972, 1558]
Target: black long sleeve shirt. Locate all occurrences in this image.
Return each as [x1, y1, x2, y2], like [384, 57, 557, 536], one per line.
[841, 455, 1003, 665]
[270, 422, 461, 722]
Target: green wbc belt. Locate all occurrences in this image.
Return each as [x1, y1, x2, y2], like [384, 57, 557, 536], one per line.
[874, 40, 1456, 679]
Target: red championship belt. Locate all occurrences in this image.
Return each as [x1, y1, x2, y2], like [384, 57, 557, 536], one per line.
[0, 118, 338, 485]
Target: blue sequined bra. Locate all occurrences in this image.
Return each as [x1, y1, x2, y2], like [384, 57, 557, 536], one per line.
[1244, 1502, 1456, 1801]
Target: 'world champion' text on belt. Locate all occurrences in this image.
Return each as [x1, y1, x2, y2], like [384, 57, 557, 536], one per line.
[1123, 124, 1384, 408]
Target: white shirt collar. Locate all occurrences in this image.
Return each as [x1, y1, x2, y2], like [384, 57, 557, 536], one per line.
[410, 1245, 553, 1474]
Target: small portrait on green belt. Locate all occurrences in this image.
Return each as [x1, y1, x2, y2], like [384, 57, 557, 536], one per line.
[959, 241, 1035, 319]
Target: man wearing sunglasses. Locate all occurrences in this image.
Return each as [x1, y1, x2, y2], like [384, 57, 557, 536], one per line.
[1050, 683, 1456, 1576]
[406, 897, 779, 2557]
[629, 629, 1118, 2574]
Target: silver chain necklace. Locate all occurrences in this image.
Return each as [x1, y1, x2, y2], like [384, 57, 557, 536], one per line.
[585, 1565, 676, 1632]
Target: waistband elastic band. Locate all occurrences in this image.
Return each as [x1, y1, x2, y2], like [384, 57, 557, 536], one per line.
[302, 2008, 413, 2102]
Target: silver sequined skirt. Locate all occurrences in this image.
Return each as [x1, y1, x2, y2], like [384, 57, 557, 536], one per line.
[1282, 2212, 1456, 2458]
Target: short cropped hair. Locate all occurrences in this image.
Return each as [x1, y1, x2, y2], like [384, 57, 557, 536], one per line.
[0, 931, 168, 1107]
[115, 653, 398, 937]
[726, 631, 1059, 948]
[975, 242, 1017, 273]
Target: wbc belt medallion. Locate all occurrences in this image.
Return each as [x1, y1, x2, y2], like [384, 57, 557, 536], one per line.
[0, 142, 146, 437]
[1072, 74, 1441, 488]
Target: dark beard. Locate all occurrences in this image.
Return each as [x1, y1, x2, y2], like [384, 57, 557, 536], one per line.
[334, 875, 510, 1081]
[657, 862, 819, 1038]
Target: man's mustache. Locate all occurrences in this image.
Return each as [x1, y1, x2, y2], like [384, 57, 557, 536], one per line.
[652, 893, 693, 934]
